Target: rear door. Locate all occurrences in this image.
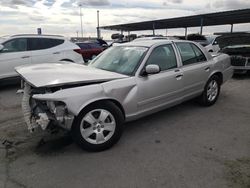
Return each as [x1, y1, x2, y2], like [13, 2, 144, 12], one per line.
[0, 38, 31, 79]
[136, 44, 184, 113]
[28, 38, 64, 64]
[175, 42, 211, 100]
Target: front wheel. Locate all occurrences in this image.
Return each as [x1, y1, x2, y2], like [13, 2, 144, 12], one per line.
[72, 101, 124, 152]
[199, 75, 221, 106]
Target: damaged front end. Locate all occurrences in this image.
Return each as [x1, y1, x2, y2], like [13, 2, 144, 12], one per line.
[22, 82, 74, 132]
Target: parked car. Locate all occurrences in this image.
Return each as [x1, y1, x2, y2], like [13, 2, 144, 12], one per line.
[16, 40, 233, 151]
[186, 34, 209, 47]
[204, 35, 220, 52]
[221, 45, 250, 74]
[75, 42, 104, 62]
[215, 33, 250, 74]
[0, 34, 83, 81]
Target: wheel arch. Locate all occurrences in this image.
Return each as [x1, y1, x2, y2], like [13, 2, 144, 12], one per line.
[209, 71, 223, 85]
[60, 59, 74, 62]
[75, 98, 125, 122]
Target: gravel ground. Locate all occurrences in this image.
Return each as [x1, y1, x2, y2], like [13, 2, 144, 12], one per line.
[0, 75, 249, 188]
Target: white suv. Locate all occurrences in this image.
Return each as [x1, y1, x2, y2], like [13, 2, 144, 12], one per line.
[0, 34, 84, 80]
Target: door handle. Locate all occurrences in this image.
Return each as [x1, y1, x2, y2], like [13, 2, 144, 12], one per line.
[21, 56, 30, 59]
[53, 52, 60, 54]
[175, 74, 183, 80]
[205, 67, 210, 72]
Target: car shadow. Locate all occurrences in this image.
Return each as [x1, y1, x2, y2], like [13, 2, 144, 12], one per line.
[232, 71, 250, 80]
[33, 131, 74, 155]
[124, 100, 197, 133]
[0, 81, 20, 91]
[32, 100, 198, 155]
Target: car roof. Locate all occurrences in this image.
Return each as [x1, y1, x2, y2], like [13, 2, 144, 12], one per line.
[9, 34, 65, 40]
[118, 39, 185, 47]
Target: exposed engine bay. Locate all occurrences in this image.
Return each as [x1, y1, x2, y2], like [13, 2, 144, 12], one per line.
[221, 46, 250, 70]
[22, 82, 75, 132]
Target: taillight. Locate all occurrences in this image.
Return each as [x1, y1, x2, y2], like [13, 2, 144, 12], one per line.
[74, 49, 82, 54]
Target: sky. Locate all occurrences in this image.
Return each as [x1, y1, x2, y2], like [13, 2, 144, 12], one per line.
[0, 0, 250, 39]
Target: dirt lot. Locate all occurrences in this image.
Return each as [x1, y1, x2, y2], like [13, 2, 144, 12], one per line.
[0, 75, 250, 188]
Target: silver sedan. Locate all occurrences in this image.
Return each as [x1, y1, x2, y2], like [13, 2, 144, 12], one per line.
[16, 40, 233, 151]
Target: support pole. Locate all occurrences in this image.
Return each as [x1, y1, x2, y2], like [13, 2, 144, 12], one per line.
[230, 24, 234, 33]
[185, 27, 187, 39]
[153, 23, 155, 36]
[97, 10, 100, 38]
[79, 4, 83, 38]
[200, 17, 203, 35]
[128, 31, 130, 41]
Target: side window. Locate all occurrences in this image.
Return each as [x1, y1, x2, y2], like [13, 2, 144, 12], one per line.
[28, 38, 64, 51]
[77, 43, 91, 50]
[146, 44, 177, 71]
[89, 43, 102, 49]
[176, 43, 197, 65]
[176, 43, 206, 66]
[213, 39, 218, 45]
[2, 38, 27, 53]
[190, 44, 206, 62]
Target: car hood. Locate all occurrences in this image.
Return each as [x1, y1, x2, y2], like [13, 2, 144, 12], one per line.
[220, 45, 250, 56]
[15, 62, 128, 88]
[217, 34, 250, 49]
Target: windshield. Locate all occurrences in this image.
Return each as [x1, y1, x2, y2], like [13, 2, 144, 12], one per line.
[89, 46, 148, 76]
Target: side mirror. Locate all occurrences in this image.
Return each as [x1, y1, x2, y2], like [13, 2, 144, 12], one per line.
[144, 64, 160, 75]
[0, 44, 4, 52]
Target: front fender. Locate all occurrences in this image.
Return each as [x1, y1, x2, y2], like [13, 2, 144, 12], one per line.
[33, 84, 105, 116]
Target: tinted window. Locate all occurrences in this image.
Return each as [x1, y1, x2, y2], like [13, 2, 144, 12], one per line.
[89, 43, 102, 49]
[28, 38, 64, 51]
[176, 43, 206, 66]
[76, 43, 91, 50]
[146, 44, 177, 71]
[2, 38, 27, 53]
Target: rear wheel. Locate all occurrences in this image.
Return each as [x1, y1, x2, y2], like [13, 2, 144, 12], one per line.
[199, 75, 220, 106]
[72, 101, 124, 152]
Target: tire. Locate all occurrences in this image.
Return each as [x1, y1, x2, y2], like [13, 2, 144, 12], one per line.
[198, 75, 221, 106]
[72, 101, 124, 152]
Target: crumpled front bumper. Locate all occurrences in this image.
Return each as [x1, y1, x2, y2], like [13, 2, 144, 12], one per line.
[22, 83, 74, 132]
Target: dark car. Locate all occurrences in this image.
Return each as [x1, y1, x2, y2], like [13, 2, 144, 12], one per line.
[219, 33, 250, 74]
[187, 34, 209, 47]
[75, 42, 104, 62]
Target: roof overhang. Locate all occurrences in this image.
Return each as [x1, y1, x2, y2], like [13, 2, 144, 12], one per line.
[100, 9, 250, 31]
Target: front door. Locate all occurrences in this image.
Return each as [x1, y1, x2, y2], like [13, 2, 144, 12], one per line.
[0, 38, 31, 79]
[136, 44, 183, 113]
